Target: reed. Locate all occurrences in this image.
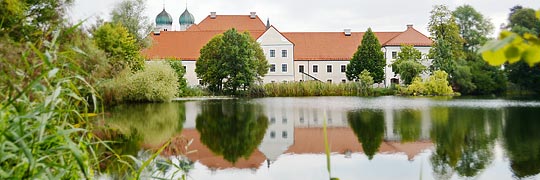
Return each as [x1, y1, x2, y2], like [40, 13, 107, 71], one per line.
[261, 81, 394, 97]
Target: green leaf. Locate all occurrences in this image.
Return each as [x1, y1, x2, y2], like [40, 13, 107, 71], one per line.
[536, 10, 540, 19]
[482, 49, 506, 66]
[523, 46, 540, 66]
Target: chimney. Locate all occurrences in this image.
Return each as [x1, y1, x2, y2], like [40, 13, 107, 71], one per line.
[407, 24, 413, 29]
[344, 29, 351, 36]
[250, 12, 256, 19]
[210, 12, 216, 19]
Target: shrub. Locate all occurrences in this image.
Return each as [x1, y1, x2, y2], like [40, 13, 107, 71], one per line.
[101, 62, 178, 103]
[167, 60, 189, 97]
[405, 70, 454, 96]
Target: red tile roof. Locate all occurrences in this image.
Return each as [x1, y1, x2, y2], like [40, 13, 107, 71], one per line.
[192, 15, 267, 32]
[384, 25, 433, 46]
[142, 30, 264, 60]
[142, 15, 433, 61]
[282, 32, 402, 60]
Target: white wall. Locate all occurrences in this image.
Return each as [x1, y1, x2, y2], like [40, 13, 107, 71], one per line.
[257, 27, 295, 84]
[294, 60, 349, 84]
[384, 46, 431, 87]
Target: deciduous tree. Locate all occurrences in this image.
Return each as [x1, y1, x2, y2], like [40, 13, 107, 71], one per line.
[92, 23, 144, 73]
[196, 28, 269, 95]
[391, 45, 425, 85]
[111, 0, 153, 48]
[346, 28, 385, 83]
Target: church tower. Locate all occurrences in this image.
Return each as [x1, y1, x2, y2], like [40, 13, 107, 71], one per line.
[179, 7, 195, 31]
[155, 8, 173, 32]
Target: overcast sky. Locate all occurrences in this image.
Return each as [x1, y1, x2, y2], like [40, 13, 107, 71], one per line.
[69, 0, 539, 37]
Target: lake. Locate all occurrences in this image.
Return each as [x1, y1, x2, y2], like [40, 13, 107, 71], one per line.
[105, 96, 540, 180]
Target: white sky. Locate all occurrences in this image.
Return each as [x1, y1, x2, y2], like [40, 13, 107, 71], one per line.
[68, 0, 540, 37]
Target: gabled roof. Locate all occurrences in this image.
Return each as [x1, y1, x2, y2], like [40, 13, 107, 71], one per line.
[384, 25, 433, 46]
[193, 15, 267, 32]
[282, 32, 402, 60]
[142, 30, 264, 60]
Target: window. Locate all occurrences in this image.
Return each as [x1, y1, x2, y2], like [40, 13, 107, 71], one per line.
[300, 116, 304, 123]
[341, 65, 346, 73]
[313, 65, 318, 73]
[327, 79, 332, 83]
[392, 51, 397, 59]
[327, 65, 332, 73]
[198, 79, 202, 85]
[270, 50, 275, 57]
[282, 50, 287, 57]
[282, 131, 288, 139]
[282, 117, 287, 124]
[342, 79, 346, 83]
[270, 117, 275, 124]
[270, 64, 276, 72]
[183, 66, 187, 71]
[270, 131, 275, 138]
[299, 65, 304, 73]
[282, 64, 287, 72]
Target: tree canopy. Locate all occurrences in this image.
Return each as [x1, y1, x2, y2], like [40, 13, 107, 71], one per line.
[391, 45, 426, 85]
[110, 0, 153, 48]
[196, 28, 269, 95]
[452, 5, 494, 52]
[346, 28, 385, 83]
[92, 22, 145, 73]
[428, 5, 464, 75]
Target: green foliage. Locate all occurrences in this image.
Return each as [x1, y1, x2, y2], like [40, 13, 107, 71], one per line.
[196, 28, 269, 95]
[347, 110, 385, 160]
[110, 0, 153, 48]
[359, 70, 374, 95]
[167, 60, 189, 97]
[346, 28, 385, 82]
[467, 54, 507, 95]
[392, 45, 426, 85]
[195, 100, 268, 164]
[0, 0, 73, 42]
[93, 22, 145, 73]
[453, 5, 494, 52]
[101, 62, 178, 103]
[405, 70, 454, 96]
[428, 5, 465, 88]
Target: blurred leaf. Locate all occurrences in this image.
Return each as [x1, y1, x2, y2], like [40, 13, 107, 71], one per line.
[536, 10, 540, 19]
[523, 46, 540, 66]
[481, 49, 506, 66]
[504, 45, 522, 64]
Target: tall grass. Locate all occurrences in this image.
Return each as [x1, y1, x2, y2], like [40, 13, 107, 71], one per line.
[261, 81, 395, 97]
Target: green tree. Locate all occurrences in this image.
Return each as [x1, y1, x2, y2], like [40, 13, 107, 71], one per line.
[0, 0, 73, 42]
[453, 5, 494, 52]
[196, 28, 269, 95]
[196, 100, 268, 164]
[92, 22, 144, 73]
[346, 28, 385, 83]
[359, 70, 374, 96]
[110, 0, 153, 48]
[391, 45, 426, 85]
[167, 60, 188, 97]
[428, 5, 475, 93]
[347, 110, 385, 160]
[453, 5, 507, 95]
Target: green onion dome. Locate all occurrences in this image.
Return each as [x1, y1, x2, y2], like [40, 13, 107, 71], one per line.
[156, 9, 173, 25]
[179, 9, 195, 25]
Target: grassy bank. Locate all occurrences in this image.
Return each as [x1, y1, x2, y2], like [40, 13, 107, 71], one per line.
[258, 81, 395, 97]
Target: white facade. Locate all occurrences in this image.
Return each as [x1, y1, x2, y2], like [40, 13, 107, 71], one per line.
[257, 26, 295, 83]
[383, 46, 431, 86]
[293, 61, 349, 83]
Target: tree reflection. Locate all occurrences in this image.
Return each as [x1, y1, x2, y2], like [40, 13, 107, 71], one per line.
[430, 107, 501, 179]
[504, 107, 540, 178]
[196, 100, 269, 164]
[347, 109, 385, 160]
[393, 109, 422, 142]
[108, 102, 186, 146]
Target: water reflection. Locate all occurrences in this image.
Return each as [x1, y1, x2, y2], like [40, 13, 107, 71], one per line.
[504, 107, 540, 178]
[347, 110, 385, 160]
[108, 102, 186, 147]
[195, 100, 269, 164]
[103, 97, 540, 179]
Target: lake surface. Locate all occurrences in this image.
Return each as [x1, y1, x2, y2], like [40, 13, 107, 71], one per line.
[106, 96, 540, 180]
